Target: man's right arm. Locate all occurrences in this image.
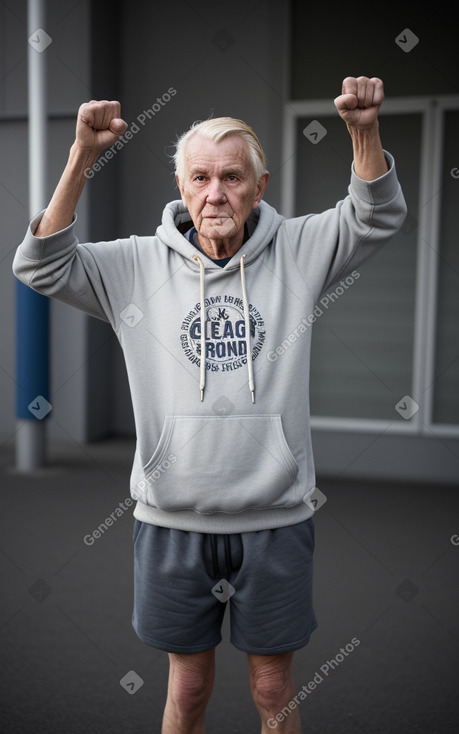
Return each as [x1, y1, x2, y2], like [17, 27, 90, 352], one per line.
[34, 100, 127, 237]
[13, 100, 132, 324]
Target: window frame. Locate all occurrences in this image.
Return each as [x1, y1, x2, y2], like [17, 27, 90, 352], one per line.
[281, 95, 459, 437]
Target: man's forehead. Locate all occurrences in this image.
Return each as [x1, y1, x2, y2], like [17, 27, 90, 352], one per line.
[184, 134, 250, 170]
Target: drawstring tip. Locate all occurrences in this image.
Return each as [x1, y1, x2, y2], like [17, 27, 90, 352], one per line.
[200, 388, 204, 402]
[251, 389, 255, 404]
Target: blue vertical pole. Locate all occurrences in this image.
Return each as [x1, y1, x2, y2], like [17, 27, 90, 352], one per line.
[16, 0, 50, 469]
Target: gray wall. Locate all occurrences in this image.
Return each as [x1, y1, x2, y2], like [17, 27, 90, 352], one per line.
[1, 0, 458, 482]
[0, 0, 92, 447]
[0, 0, 289, 444]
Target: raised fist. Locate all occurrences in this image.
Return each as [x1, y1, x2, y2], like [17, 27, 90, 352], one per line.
[334, 77, 384, 129]
[75, 100, 128, 152]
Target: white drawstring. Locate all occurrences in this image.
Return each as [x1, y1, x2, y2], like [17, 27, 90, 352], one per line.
[192, 255, 206, 401]
[192, 252, 255, 403]
[240, 254, 255, 403]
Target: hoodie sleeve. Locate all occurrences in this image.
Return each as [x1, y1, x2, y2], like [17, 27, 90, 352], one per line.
[282, 150, 407, 297]
[12, 211, 135, 328]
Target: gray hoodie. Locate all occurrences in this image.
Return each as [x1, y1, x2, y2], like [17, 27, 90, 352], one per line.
[12, 152, 407, 533]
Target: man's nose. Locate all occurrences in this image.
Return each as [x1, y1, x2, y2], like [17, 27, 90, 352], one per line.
[206, 178, 226, 203]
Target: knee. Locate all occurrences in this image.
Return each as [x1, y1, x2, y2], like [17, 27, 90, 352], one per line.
[250, 661, 293, 711]
[169, 657, 213, 716]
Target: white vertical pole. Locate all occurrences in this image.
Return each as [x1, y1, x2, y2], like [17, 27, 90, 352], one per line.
[16, 0, 49, 470]
[28, 0, 48, 215]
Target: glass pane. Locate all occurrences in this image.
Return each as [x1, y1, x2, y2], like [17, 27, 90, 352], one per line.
[432, 110, 459, 425]
[290, 1, 459, 99]
[294, 114, 420, 419]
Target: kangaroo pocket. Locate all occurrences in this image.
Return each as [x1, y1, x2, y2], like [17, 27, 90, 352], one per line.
[140, 414, 300, 514]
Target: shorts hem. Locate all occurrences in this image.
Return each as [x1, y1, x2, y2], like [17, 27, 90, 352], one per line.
[230, 622, 318, 656]
[133, 626, 222, 654]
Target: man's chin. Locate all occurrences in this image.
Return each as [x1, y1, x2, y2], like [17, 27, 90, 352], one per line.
[201, 221, 237, 239]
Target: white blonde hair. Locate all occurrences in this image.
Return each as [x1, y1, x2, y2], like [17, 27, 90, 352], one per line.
[173, 116, 268, 181]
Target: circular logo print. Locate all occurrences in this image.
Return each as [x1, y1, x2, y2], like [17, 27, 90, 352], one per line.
[180, 295, 265, 371]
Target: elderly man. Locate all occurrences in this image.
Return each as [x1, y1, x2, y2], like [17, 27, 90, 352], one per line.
[13, 76, 406, 733]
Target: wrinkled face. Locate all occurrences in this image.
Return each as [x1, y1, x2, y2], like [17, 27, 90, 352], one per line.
[176, 134, 269, 244]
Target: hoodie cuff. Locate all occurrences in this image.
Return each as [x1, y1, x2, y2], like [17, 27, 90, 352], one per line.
[350, 150, 399, 205]
[21, 210, 79, 260]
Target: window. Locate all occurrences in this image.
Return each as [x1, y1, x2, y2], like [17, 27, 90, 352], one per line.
[281, 97, 459, 436]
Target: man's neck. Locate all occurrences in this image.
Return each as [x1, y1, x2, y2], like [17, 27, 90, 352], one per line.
[195, 221, 251, 260]
[196, 231, 244, 260]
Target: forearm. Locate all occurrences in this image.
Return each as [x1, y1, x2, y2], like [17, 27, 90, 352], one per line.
[34, 142, 99, 237]
[347, 121, 388, 181]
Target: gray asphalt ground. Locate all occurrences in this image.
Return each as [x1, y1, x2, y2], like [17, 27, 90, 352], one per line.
[1, 437, 458, 733]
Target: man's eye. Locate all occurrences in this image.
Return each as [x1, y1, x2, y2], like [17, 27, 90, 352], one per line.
[195, 176, 206, 182]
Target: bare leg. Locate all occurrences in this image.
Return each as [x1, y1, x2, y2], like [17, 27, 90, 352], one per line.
[161, 649, 215, 734]
[248, 652, 301, 733]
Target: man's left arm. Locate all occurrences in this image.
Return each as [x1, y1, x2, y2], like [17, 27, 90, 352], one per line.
[334, 76, 388, 181]
[283, 75, 407, 294]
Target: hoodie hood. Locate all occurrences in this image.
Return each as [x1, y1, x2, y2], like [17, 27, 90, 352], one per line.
[155, 198, 285, 270]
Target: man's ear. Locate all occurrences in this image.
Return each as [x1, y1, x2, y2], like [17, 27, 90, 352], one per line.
[253, 172, 270, 207]
[176, 175, 186, 205]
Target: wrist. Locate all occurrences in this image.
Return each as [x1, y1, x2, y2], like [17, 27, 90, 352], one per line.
[347, 122, 388, 180]
[69, 141, 100, 174]
[346, 119, 380, 142]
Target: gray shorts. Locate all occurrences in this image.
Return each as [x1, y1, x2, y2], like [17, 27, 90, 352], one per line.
[131, 518, 318, 655]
